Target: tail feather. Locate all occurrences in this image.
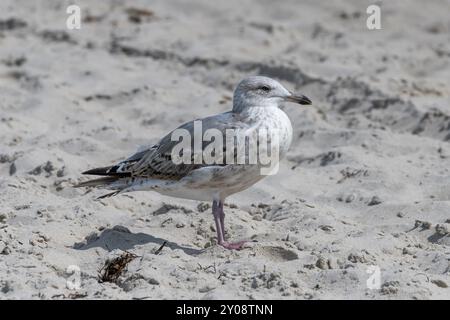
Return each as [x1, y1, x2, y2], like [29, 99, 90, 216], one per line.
[97, 190, 121, 199]
[74, 176, 119, 188]
[82, 166, 130, 177]
[76, 165, 135, 198]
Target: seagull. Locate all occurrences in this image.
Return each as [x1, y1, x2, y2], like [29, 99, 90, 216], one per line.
[75, 76, 311, 250]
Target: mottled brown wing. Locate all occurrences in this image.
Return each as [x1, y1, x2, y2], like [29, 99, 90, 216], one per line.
[128, 112, 250, 180]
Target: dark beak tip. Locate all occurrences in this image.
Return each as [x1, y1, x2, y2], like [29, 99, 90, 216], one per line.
[298, 95, 312, 105]
[286, 94, 312, 105]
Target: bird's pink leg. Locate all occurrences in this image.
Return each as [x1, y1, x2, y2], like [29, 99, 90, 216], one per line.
[218, 200, 225, 239]
[212, 200, 225, 244]
[212, 200, 247, 250]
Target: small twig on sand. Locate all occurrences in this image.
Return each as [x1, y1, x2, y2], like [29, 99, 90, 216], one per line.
[154, 241, 167, 255]
[197, 262, 217, 273]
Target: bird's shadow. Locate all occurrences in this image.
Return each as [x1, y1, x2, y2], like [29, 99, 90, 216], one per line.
[72, 225, 203, 256]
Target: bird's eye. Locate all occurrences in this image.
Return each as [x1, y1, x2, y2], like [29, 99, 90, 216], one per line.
[259, 85, 271, 92]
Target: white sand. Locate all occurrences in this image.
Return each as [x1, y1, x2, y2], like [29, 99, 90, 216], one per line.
[0, 0, 449, 299]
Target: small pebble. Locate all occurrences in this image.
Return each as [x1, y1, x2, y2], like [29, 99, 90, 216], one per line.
[9, 162, 16, 175]
[368, 196, 382, 206]
[431, 279, 448, 288]
[345, 194, 356, 203]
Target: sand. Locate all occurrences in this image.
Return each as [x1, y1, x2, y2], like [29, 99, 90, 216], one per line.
[0, 0, 449, 299]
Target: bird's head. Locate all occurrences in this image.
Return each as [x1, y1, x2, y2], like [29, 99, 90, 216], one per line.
[232, 76, 311, 112]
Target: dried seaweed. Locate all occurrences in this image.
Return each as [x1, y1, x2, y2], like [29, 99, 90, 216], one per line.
[98, 251, 137, 283]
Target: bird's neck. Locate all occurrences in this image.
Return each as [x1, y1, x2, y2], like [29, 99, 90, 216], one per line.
[233, 105, 287, 127]
[232, 100, 279, 114]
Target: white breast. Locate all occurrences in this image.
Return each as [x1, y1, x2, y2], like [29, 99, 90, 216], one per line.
[244, 106, 293, 159]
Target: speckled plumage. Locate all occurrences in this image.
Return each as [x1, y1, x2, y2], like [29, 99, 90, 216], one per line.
[76, 76, 311, 249]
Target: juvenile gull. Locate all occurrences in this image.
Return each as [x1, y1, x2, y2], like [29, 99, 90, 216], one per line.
[76, 76, 312, 250]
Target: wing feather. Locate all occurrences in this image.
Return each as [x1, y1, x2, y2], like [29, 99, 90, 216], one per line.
[80, 111, 253, 182]
[128, 112, 251, 180]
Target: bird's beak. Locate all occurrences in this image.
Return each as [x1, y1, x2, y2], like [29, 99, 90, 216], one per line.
[285, 93, 312, 105]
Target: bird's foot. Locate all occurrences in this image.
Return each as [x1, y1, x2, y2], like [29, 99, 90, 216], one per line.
[219, 240, 248, 250]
